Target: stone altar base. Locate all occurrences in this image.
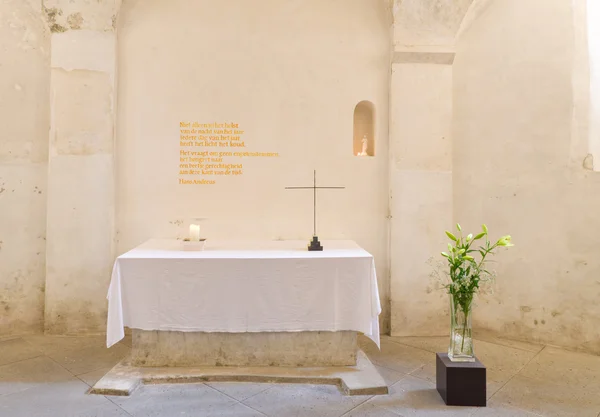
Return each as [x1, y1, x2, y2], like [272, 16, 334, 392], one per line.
[130, 330, 358, 367]
[90, 349, 388, 397]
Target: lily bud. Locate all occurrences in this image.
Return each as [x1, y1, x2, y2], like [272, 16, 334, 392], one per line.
[456, 223, 462, 232]
[474, 232, 486, 240]
[441, 252, 450, 258]
[466, 234, 473, 241]
[463, 255, 474, 261]
[497, 235, 514, 247]
[482, 224, 488, 234]
[446, 231, 458, 242]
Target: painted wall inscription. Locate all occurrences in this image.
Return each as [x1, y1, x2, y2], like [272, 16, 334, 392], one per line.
[178, 122, 279, 184]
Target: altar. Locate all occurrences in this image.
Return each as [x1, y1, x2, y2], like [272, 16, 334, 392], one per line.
[106, 239, 381, 368]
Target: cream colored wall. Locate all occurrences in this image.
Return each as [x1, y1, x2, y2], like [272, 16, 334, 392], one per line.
[3, 0, 596, 351]
[389, 61, 453, 336]
[116, 0, 392, 331]
[42, 0, 119, 334]
[589, 0, 600, 169]
[388, 1, 471, 337]
[454, 0, 600, 353]
[0, 0, 50, 335]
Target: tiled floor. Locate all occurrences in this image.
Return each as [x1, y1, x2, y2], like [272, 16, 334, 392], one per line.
[1, 333, 599, 416]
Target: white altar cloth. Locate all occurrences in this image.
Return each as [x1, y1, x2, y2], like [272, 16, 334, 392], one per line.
[106, 239, 381, 349]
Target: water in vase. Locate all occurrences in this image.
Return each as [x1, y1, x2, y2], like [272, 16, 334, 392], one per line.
[448, 295, 475, 362]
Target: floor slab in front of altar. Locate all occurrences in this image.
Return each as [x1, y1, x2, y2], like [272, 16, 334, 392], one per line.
[90, 349, 388, 397]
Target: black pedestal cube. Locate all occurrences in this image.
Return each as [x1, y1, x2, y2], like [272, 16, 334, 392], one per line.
[436, 353, 486, 407]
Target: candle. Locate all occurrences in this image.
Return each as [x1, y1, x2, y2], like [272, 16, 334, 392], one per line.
[189, 224, 200, 241]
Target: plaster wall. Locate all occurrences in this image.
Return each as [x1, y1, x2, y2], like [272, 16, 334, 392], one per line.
[454, 0, 600, 353]
[0, 0, 50, 336]
[389, 62, 453, 336]
[40, 0, 120, 334]
[44, 29, 117, 334]
[589, 0, 600, 169]
[116, 0, 392, 331]
[392, 0, 473, 48]
[387, 0, 473, 338]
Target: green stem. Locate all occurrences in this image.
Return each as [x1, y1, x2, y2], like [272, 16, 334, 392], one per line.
[476, 241, 498, 270]
[461, 309, 467, 351]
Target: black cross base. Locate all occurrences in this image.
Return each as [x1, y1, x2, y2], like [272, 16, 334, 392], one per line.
[436, 353, 486, 407]
[308, 236, 323, 251]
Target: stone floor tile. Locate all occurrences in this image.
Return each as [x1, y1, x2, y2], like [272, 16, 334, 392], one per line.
[23, 335, 107, 354]
[2, 334, 600, 417]
[0, 335, 20, 341]
[206, 381, 273, 401]
[472, 339, 538, 397]
[473, 331, 545, 354]
[470, 399, 544, 416]
[25, 334, 131, 353]
[475, 340, 538, 380]
[341, 400, 401, 417]
[77, 366, 114, 387]
[242, 383, 371, 417]
[211, 402, 267, 416]
[519, 346, 600, 390]
[388, 336, 448, 353]
[374, 365, 406, 386]
[46, 343, 130, 376]
[370, 375, 476, 416]
[109, 383, 247, 416]
[120, 333, 132, 347]
[492, 374, 600, 417]
[0, 337, 43, 366]
[409, 362, 436, 383]
[0, 356, 73, 396]
[360, 336, 433, 374]
[0, 378, 128, 417]
[485, 381, 505, 400]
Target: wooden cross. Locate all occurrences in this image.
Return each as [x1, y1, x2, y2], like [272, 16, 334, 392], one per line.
[285, 170, 345, 251]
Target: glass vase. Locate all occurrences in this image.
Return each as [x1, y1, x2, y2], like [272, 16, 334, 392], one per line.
[448, 294, 475, 362]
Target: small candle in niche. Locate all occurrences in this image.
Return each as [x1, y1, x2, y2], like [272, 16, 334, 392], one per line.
[189, 224, 200, 241]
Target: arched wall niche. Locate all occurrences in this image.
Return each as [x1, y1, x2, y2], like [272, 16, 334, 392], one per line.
[353, 101, 375, 156]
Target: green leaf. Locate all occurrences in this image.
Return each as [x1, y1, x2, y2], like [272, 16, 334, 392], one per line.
[446, 231, 458, 242]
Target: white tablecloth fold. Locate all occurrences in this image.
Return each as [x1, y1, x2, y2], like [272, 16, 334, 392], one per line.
[106, 239, 381, 349]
